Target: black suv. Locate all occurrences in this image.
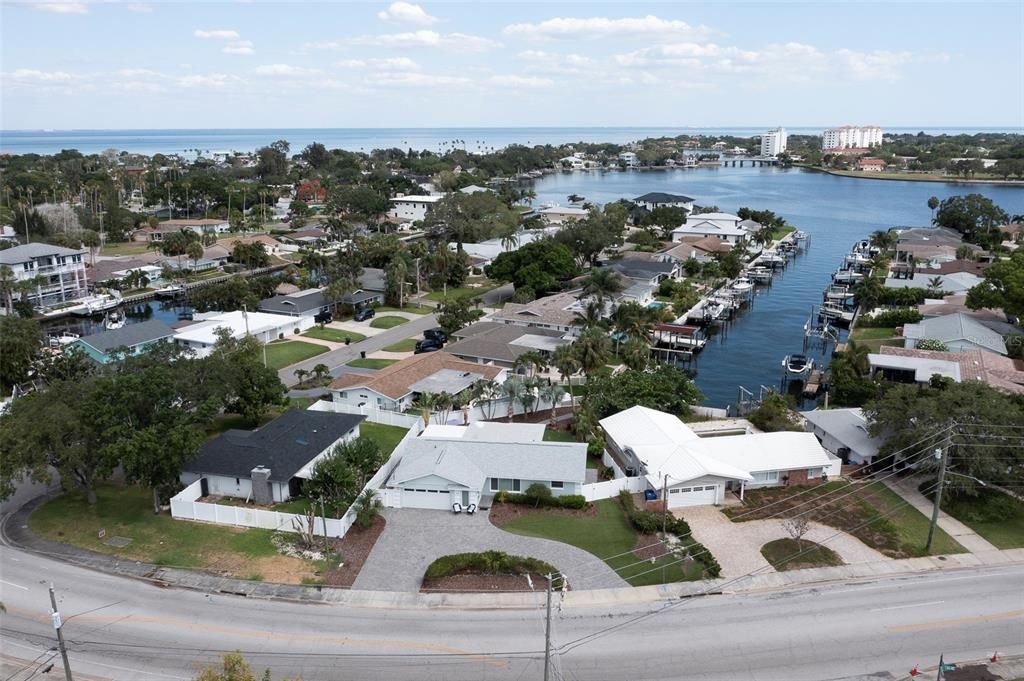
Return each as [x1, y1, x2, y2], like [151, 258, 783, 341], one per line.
[353, 307, 376, 322]
[414, 338, 444, 354]
[423, 327, 448, 343]
[314, 310, 333, 324]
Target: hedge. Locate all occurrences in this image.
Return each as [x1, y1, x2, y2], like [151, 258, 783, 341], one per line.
[876, 287, 950, 306]
[858, 308, 922, 327]
[495, 489, 588, 510]
[617, 491, 722, 578]
[424, 551, 559, 580]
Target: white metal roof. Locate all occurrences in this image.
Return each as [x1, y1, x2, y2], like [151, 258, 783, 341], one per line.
[801, 408, 881, 460]
[421, 421, 546, 442]
[868, 352, 961, 382]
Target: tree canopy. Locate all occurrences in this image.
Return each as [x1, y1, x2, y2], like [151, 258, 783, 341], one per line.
[967, 249, 1024, 317]
[485, 239, 577, 296]
[933, 194, 1010, 245]
[582, 364, 703, 419]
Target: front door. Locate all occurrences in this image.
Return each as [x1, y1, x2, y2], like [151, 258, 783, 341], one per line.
[461, 490, 470, 506]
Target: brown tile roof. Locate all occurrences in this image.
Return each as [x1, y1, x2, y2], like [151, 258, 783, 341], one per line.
[878, 346, 1024, 395]
[930, 260, 989, 276]
[493, 290, 582, 328]
[328, 351, 503, 399]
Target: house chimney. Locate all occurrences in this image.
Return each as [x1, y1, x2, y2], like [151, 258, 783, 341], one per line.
[251, 466, 273, 505]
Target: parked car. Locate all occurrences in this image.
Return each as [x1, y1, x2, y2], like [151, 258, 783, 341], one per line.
[423, 327, 448, 344]
[414, 338, 444, 354]
[353, 307, 376, 322]
[314, 310, 333, 324]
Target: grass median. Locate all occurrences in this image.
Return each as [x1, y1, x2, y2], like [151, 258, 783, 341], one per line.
[264, 340, 328, 370]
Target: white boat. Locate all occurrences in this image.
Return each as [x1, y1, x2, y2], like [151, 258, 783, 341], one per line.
[69, 291, 123, 317]
[833, 269, 865, 284]
[820, 304, 855, 324]
[703, 300, 727, 321]
[730, 277, 754, 293]
[155, 284, 186, 299]
[48, 331, 80, 348]
[746, 267, 773, 283]
[104, 311, 126, 330]
[824, 285, 854, 302]
[844, 252, 873, 267]
[782, 354, 814, 376]
[761, 253, 786, 267]
[793, 230, 808, 240]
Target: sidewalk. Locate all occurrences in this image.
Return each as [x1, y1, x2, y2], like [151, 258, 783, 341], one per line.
[884, 477, 999, 553]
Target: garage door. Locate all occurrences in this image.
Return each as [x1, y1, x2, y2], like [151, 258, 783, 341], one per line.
[401, 487, 452, 510]
[667, 484, 719, 508]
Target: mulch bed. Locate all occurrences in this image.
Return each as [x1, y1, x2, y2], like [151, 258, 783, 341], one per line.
[632, 534, 667, 561]
[420, 572, 546, 593]
[320, 515, 386, 588]
[488, 501, 598, 527]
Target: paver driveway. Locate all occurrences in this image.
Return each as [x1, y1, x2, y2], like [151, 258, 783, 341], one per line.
[352, 508, 629, 592]
[677, 505, 888, 578]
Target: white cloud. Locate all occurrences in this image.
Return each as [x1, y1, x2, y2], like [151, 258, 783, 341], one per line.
[193, 29, 240, 40]
[836, 48, 913, 82]
[9, 68, 76, 82]
[30, 2, 88, 14]
[377, 2, 438, 26]
[504, 15, 715, 40]
[488, 75, 554, 88]
[112, 80, 163, 93]
[253, 63, 320, 77]
[335, 57, 421, 70]
[177, 73, 238, 88]
[373, 72, 470, 87]
[115, 68, 162, 78]
[125, 3, 153, 13]
[223, 40, 254, 55]
[347, 30, 500, 52]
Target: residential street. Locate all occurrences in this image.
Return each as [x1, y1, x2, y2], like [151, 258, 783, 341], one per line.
[276, 313, 438, 386]
[1, 542, 1021, 681]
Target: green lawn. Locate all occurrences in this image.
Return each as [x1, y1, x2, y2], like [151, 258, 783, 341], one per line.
[423, 280, 500, 302]
[264, 340, 328, 370]
[771, 226, 797, 241]
[542, 429, 577, 443]
[347, 357, 398, 370]
[761, 538, 844, 571]
[939, 490, 1024, 549]
[302, 327, 366, 343]
[360, 421, 410, 456]
[100, 241, 151, 257]
[29, 485, 278, 569]
[382, 338, 418, 352]
[501, 498, 705, 586]
[850, 326, 897, 341]
[369, 316, 408, 329]
[375, 304, 434, 315]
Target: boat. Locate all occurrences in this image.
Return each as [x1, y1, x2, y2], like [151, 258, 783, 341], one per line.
[761, 252, 787, 268]
[746, 267, 773, 283]
[793, 230, 808, 240]
[155, 284, 186, 299]
[730, 277, 754, 293]
[819, 303, 855, 325]
[69, 291, 123, 317]
[824, 285, 855, 302]
[48, 331, 80, 349]
[843, 251, 873, 267]
[833, 269, 865, 284]
[702, 300, 727, 322]
[782, 354, 815, 377]
[104, 311, 126, 330]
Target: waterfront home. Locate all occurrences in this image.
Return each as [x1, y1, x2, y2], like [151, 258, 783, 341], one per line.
[219, 234, 284, 257]
[538, 205, 589, 225]
[893, 226, 980, 266]
[492, 289, 589, 335]
[0, 243, 88, 308]
[87, 258, 164, 288]
[883, 271, 984, 295]
[558, 155, 593, 170]
[868, 346, 1024, 395]
[659, 236, 734, 264]
[329, 351, 505, 413]
[801, 408, 881, 465]
[445, 321, 568, 370]
[633, 192, 695, 212]
[857, 157, 887, 172]
[388, 193, 444, 223]
[173, 310, 314, 358]
[459, 184, 493, 194]
[902, 312, 1008, 355]
[601, 256, 679, 287]
[382, 422, 585, 511]
[258, 288, 332, 319]
[618, 151, 639, 168]
[70, 319, 176, 364]
[600, 406, 839, 508]
[180, 410, 364, 504]
[670, 212, 751, 244]
[133, 218, 231, 243]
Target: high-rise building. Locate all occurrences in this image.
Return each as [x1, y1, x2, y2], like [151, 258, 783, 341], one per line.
[822, 125, 883, 150]
[760, 128, 787, 157]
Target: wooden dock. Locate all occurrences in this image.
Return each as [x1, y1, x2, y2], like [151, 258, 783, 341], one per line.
[803, 370, 823, 397]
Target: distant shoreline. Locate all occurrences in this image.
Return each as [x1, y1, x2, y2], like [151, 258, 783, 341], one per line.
[797, 164, 1024, 187]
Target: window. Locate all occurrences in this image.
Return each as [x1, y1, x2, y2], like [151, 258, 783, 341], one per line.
[679, 487, 693, 493]
[752, 471, 779, 483]
[235, 478, 240, 485]
[807, 467, 824, 479]
[512, 479, 521, 492]
[669, 488, 680, 495]
[490, 479, 499, 492]
[551, 481, 564, 489]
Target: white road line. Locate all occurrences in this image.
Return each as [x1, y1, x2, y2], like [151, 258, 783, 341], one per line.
[869, 600, 945, 612]
[0, 579, 29, 590]
[829, 570, 1022, 594]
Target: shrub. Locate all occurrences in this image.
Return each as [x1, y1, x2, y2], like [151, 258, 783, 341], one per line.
[617, 490, 721, 578]
[498, 489, 590, 510]
[915, 338, 949, 352]
[352, 489, 382, 529]
[423, 551, 558, 580]
[558, 494, 587, 510]
[587, 434, 606, 459]
[858, 308, 922, 327]
[524, 483, 554, 508]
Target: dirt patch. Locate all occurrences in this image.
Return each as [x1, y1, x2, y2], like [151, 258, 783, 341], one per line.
[203, 552, 317, 583]
[320, 515, 386, 588]
[488, 501, 597, 527]
[421, 572, 546, 593]
[632, 534, 667, 561]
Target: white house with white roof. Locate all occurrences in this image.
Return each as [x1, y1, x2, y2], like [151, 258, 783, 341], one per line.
[388, 194, 444, 222]
[600, 406, 839, 508]
[671, 213, 752, 244]
[0, 243, 88, 307]
[538, 205, 589, 225]
[173, 310, 314, 358]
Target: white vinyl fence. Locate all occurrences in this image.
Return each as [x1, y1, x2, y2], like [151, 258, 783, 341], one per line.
[581, 477, 647, 502]
[309, 399, 423, 428]
[170, 418, 424, 540]
[311, 394, 575, 428]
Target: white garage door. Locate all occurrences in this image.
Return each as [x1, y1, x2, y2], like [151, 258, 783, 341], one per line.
[401, 487, 452, 510]
[667, 484, 719, 508]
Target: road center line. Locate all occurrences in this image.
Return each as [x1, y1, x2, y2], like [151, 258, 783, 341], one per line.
[869, 600, 945, 612]
[0, 579, 29, 590]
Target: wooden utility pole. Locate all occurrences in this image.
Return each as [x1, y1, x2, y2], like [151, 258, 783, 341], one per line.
[926, 430, 953, 554]
[49, 584, 73, 681]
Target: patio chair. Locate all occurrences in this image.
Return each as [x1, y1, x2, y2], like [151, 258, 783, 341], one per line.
[466, 503, 477, 515]
[451, 502, 463, 514]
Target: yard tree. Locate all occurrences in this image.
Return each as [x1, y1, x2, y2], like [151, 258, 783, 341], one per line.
[748, 393, 802, 432]
[864, 381, 1024, 497]
[305, 436, 386, 515]
[966, 250, 1024, 317]
[384, 254, 408, 307]
[485, 239, 577, 297]
[0, 315, 41, 394]
[573, 327, 612, 376]
[193, 653, 274, 681]
[640, 206, 687, 239]
[555, 203, 627, 267]
[436, 296, 484, 335]
[212, 333, 287, 425]
[426, 191, 517, 252]
[583, 363, 703, 419]
[933, 194, 1009, 245]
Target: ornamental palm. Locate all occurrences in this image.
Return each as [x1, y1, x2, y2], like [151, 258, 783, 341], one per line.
[541, 383, 566, 425]
[581, 268, 624, 306]
[551, 344, 580, 413]
[501, 377, 526, 422]
[574, 327, 611, 377]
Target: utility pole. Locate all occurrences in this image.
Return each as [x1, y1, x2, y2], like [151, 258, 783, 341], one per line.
[925, 433, 951, 555]
[49, 584, 73, 681]
[662, 473, 669, 584]
[543, 573, 553, 681]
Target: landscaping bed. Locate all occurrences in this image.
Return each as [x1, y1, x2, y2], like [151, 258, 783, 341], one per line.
[264, 340, 328, 370]
[420, 551, 557, 593]
[320, 515, 387, 588]
[761, 538, 844, 571]
[724, 481, 963, 557]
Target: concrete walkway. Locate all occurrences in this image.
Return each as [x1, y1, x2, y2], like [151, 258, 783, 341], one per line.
[677, 505, 888, 578]
[885, 477, 999, 553]
[352, 508, 628, 592]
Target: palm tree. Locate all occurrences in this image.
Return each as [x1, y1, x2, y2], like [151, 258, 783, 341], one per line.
[414, 391, 438, 427]
[181, 181, 191, 220]
[843, 339, 871, 377]
[518, 378, 539, 417]
[0, 265, 17, 314]
[186, 240, 204, 271]
[927, 276, 944, 295]
[869, 229, 895, 252]
[312, 363, 330, 385]
[514, 350, 548, 378]
[581, 269, 624, 306]
[541, 383, 566, 425]
[551, 344, 580, 413]
[434, 392, 455, 424]
[500, 228, 520, 252]
[853, 277, 883, 311]
[501, 377, 526, 422]
[472, 379, 500, 420]
[621, 336, 651, 371]
[293, 368, 309, 387]
[574, 328, 611, 376]
[573, 298, 607, 331]
[927, 196, 940, 221]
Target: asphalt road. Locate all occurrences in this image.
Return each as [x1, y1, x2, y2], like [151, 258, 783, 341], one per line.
[276, 313, 438, 386]
[1, 545, 1021, 681]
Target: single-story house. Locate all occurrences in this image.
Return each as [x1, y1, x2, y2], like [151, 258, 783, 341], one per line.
[180, 410, 364, 503]
[329, 351, 506, 413]
[600, 406, 839, 508]
[883, 271, 984, 295]
[902, 312, 1008, 355]
[857, 157, 886, 172]
[671, 213, 750, 244]
[174, 310, 314, 358]
[220, 234, 284, 257]
[538, 205, 589, 225]
[801, 408, 881, 465]
[384, 422, 586, 510]
[870, 345, 1024, 395]
[70, 319, 176, 364]
[445, 321, 569, 369]
[388, 194, 444, 223]
[602, 257, 679, 287]
[279, 227, 330, 245]
[492, 289, 588, 335]
[259, 288, 331, 318]
[659, 237, 733, 264]
[134, 219, 231, 242]
[634, 192, 695, 212]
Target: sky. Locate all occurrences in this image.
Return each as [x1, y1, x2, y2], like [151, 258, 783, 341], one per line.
[1, 0, 1022, 130]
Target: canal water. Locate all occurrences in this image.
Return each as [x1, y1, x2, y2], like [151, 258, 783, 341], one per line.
[43, 299, 191, 338]
[532, 167, 1024, 409]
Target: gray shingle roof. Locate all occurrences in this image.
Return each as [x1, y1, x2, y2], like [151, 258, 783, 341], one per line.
[446, 322, 565, 363]
[185, 410, 365, 483]
[76, 319, 176, 353]
[0, 243, 84, 264]
[903, 312, 1008, 355]
[634, 192, 695, 204]
[259, 290, 329, 315]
